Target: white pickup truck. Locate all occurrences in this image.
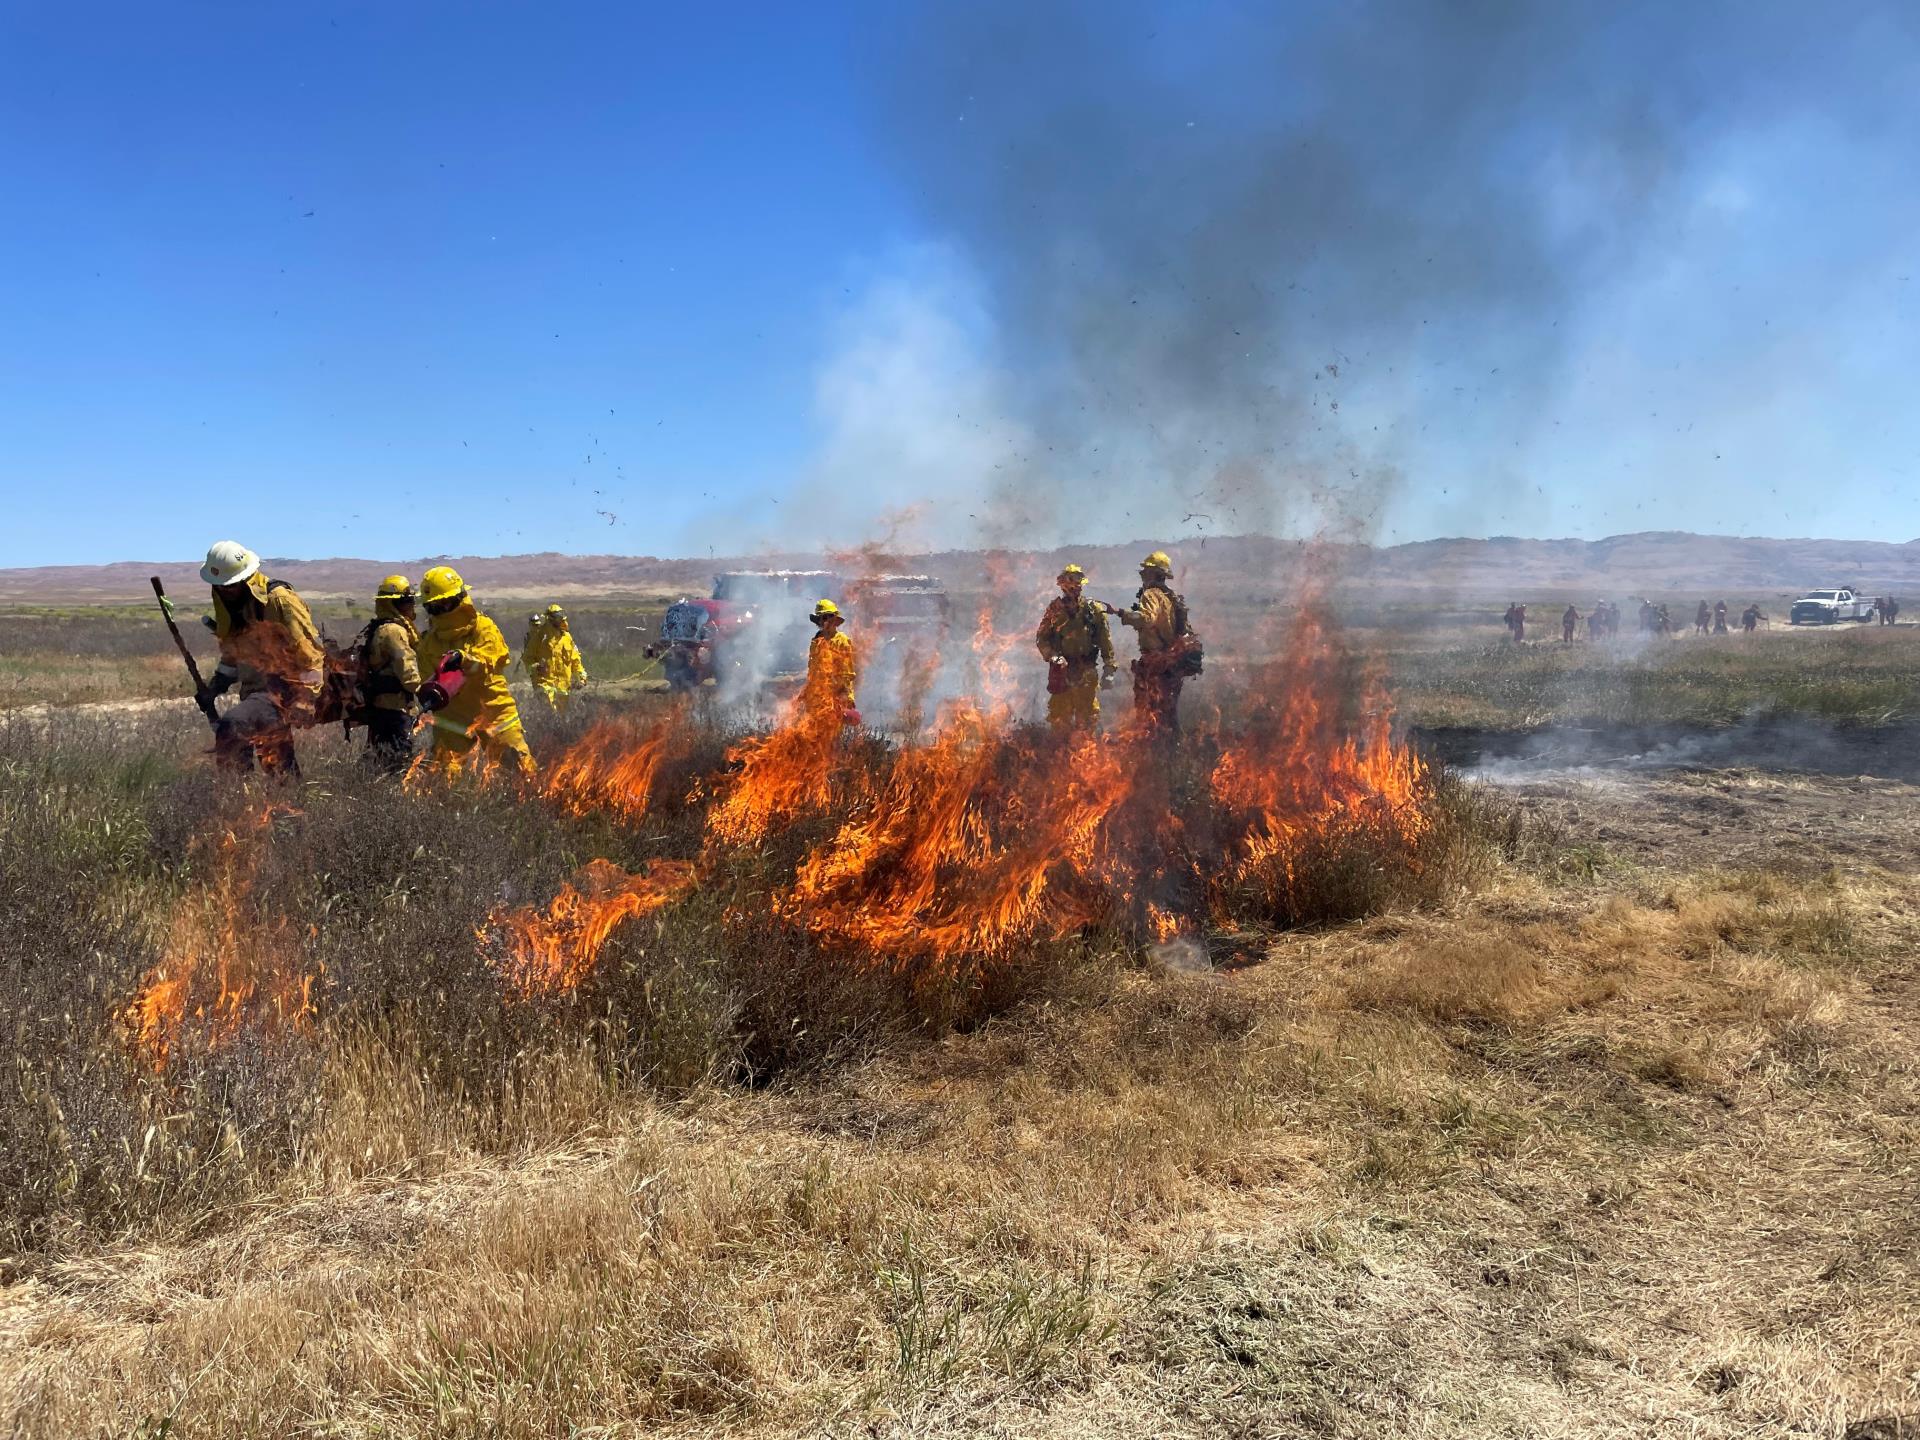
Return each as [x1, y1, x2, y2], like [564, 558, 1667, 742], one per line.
[1788, 587, 1876, 624]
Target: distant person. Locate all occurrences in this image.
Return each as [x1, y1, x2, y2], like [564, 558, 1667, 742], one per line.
[356, 575, 421, 771]
[414, 566, 535, 775]
[199, 539, 325, 776]
[802, 599, 858, 729]
[1562, 604, 1579, 643]
[1889, 597, 1902, 625]
[1607, 601, 1622, 638]
[525, 604, 588, 710]
[1035, 562, 1116, 731]
[1695, 600, 1711, 635]
[1585, 604, 1605, 642]
[1118, 550, 1198, 738]
[1638, 599, 1656, 634]
[1656, 604, 1673, 637]
[1741, 603, 1761, 633]
[1503, 603, 1526, 643]
[1713, 600, 1729, 635]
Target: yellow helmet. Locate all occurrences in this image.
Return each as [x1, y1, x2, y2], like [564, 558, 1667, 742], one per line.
[545, 603, 566, 619]
[375, 574, 414, 601]
[810, 598, 842, 622]
[1141, 550, 1173, 574]
[1058, 563, 1086, 582]
[420, 566, 467, 607]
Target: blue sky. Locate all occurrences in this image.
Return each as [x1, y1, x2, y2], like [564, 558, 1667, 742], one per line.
[1, 1, 1916, 568]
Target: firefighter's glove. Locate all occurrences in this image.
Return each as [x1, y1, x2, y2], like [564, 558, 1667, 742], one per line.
[1049, 655, 1069, 668]
[444, 650, 466, 671]
[205, 669, 236, 699]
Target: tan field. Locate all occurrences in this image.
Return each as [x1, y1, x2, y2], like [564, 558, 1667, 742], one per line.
[1, 584, 1916, 1439]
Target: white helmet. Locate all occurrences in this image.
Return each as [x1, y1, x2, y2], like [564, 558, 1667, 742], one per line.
[201, 540, 261, 587]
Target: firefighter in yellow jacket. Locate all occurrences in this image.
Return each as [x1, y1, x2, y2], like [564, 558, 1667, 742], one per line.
[413, 566, 535, 774]
[1035, 563, 1115, 730]
[200, 539, 325, 775]
[357, 575, 421, 770]
[1117, 550, 1193, 738]
[524, 603, 588, 709]
[802, 599, 857, 730]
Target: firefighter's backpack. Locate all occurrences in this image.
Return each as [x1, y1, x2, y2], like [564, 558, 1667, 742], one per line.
[1171, 593, 1205, 677]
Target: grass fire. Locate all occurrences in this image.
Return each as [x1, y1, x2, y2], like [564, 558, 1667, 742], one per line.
[7, 0, 1920, 1432]
[4, 558, 1918, 1439]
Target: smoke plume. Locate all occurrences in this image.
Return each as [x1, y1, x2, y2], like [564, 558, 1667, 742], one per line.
[807, 0, 1918, 552]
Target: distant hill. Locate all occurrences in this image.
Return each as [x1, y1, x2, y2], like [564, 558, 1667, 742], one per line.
[3, 532, 1918, 605]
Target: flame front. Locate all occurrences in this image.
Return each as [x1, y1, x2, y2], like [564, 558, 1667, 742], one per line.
[1210, 605, 1429, 897]
[704, 702, 850, 846]
[784, 705, 1133, 968]
[126, 803, 319, 1068]
[484, 857, 698, 997]
[390, 592, 1435, 1005]
[543, 712, 691, 823]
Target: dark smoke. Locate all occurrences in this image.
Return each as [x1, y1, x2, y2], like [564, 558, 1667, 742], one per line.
[868, 0, 1915, 548]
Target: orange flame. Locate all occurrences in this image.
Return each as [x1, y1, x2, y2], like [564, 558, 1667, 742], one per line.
[1211, 605, 1428, 880]
[126, 803, 319, 1068]
[704, 701, 851, 846]
[483, 857, 698, 997]
[206, 576, 1434, 1016]
[542, 711, 692, 823]
[782, 705, 1133, 967]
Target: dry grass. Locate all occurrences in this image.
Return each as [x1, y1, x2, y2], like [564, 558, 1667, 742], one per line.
[2, 637, 1917, 1437]
[4, 848, 1915, 1437]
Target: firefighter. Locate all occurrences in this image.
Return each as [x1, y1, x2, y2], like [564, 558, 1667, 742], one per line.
[1695, 601, 1711, 635]
[1502, 603, 1526, 643]
[528, 603, 588, 710]
[519, 611, 545, 668]
[357, 575, 421, 770]
[1118, 551, 1195, 738]
[1713, 599, 1729, 634]
[1656, 603, 1673, 637]
[1035, 563, 1116, 730]
[1741, 603, 1761, 633]
[1561, 604, 1579, 643]
[1638, 599, 1655, 634]
[199, 540, 325, 776]
[413, 566, 535, 774]
[802, 599, 858, 729]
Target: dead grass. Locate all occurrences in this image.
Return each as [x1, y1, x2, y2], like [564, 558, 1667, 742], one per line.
[4, 846, 1915, 1437]
[1, 665, 1917, 1437]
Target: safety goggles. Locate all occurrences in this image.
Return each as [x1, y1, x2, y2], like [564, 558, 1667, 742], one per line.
[424, 593, 465, 617]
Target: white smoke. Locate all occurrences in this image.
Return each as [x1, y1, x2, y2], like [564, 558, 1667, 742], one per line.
[795, 246, 1035, 552]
